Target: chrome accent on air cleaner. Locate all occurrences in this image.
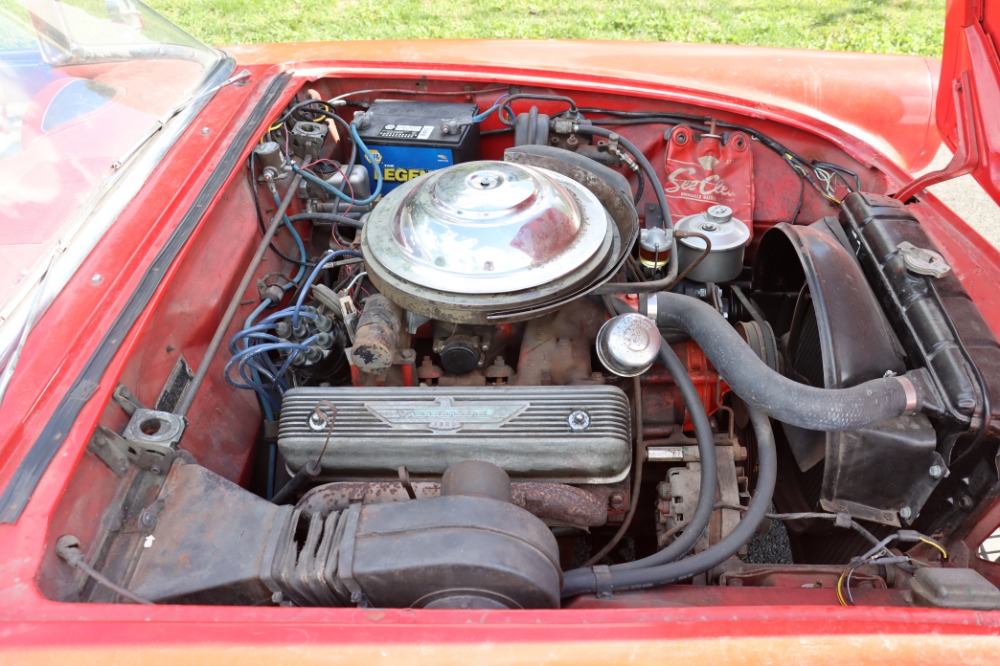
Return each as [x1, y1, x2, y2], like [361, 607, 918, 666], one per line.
[362, 160, 627, 323]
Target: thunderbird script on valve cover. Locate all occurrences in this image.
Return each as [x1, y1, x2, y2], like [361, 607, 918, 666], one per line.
[3, 0, 1000, 660]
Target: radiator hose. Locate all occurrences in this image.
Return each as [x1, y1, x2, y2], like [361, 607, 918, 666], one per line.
[602, 297, 718, 568]
[562, 407, 776, 597]
[562, 291, 934, 598]
[641, 292, 931, 431]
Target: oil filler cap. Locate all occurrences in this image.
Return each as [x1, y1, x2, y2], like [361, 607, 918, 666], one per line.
[596, 313, 661, 377]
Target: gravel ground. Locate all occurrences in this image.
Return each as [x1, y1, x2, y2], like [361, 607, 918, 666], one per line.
[926, 148, 1000, 248]
[746, 514, 794, 564]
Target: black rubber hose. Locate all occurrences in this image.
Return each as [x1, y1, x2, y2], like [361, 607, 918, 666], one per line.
[592, 297, 717, 569]
[644, 292, 929, 431]
[632, 167, 645, 207]
[271, 461, 321, 505]
[285, 212, 364, 229]
[573, 124, 673, 231]
[562, 407, 777, 597]
[574, 124, 679, 288]
[616, 340, 718, 568]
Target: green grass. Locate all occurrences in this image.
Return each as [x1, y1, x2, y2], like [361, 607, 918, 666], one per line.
[145, 0, 945, 57]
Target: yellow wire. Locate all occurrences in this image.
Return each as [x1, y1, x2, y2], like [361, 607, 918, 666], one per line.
[836, 570, 849, 606]
[258, 120, 286, 144]
[786, 153, 843, 205]
[919, 536, 949, 560]
[836, 538, 946, 607]
[311, 103, 331, 123]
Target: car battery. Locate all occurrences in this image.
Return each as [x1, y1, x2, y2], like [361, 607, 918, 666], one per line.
[357, 100, 481, 193]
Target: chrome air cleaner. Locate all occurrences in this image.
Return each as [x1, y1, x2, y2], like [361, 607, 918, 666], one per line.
[362, 160, 626, 323]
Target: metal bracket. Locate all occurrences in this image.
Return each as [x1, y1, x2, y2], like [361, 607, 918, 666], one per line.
[112, 384, 147, 416]
[154, 356, 195, 413]
[88, 409, 185, 476]
[644, 202, 665, 230]
[592, 564, 615, 599]
[88, 427, 132, 478]
[339, 295, 359, 343]
[894, 71, 980, 203]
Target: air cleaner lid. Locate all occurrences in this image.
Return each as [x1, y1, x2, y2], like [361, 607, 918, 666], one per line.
[364, 161, 610, 295]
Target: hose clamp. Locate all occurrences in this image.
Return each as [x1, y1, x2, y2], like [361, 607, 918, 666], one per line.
[592, 564, 615, 600]
[898, 376, 919, 413]
[645, 293, 658, 324]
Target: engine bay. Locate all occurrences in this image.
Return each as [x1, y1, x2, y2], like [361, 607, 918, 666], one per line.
[40, 73, 1000, 611]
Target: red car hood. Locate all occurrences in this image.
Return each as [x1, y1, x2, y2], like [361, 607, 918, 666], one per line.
[938, 0, 1000, 203]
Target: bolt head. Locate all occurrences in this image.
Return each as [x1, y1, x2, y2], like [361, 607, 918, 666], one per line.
[899, 506, 912, 520]
[929, 464, 944, 479]
[568, 410, 591, 431]
[90, 273, 103, 286]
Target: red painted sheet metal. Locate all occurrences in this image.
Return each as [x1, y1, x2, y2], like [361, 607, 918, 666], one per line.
[2, 600, 1000, 666]
[225, 39, 943, 173]
[0, 64, 294, 499]
[938, 0, 1000, 204]
[0, 45, 997, 657]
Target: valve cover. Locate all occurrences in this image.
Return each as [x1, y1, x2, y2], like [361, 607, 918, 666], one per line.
[278, 385, 632, 484]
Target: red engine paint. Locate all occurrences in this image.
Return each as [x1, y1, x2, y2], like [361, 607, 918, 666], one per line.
[640, 341, 730, 435]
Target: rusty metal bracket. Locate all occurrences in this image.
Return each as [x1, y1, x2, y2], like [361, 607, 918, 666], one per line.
[894, 71, 980, 203]
[89, 426, 176, 476]
[88, 427, 132, 478]
[87, 409, 184, 476]
[112, 384, 147, 416]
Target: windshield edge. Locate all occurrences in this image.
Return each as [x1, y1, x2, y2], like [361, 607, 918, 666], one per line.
[0, 54, 235, 390]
